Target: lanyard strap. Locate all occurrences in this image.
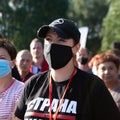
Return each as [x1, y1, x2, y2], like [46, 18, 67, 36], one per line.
[49, 67, 76, 120]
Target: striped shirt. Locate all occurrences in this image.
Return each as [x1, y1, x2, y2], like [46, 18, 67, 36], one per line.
[0, 79, 24, 119]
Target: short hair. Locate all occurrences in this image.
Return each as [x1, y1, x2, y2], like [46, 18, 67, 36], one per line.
[30, 38, 43, 48]
[0, 38, 17, 60]
[16, 49, 32, 60]
[88, 54, 101, 68]
[95, 53, 120, 70]
[105, 49, 120, 57]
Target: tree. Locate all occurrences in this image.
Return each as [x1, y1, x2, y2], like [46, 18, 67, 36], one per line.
[0, 0, 69, 50]
[67, 0, 109, 54]
[0, 0, 13, 37]
[101, 0, 120, 51]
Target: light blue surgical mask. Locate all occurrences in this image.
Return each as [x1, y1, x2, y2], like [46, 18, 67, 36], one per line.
[0, 59, 11, 78]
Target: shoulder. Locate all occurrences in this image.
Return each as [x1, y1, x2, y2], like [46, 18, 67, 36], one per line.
[75, 68, 106, 91]
[8, 79, 25, 98]
[76, 67, 102, 82]
[25, 70, 50, 88]
[13, 79, 24, 88]
[22, 71, 50, 97]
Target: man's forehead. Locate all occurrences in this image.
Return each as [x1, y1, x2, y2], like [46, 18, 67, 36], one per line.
[31, 41, 42, 47]
[45, 29, 58, 37]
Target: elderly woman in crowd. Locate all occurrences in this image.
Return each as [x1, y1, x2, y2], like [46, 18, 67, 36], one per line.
[95, 53, 120, 111]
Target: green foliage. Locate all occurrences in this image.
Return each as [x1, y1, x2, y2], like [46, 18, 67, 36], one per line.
[101, 0, 120, 52]
[0, 0, 111, 53]
[0, 0, 13, 37]
[67, 0, 109, 54]
[0, 0, 68, 50]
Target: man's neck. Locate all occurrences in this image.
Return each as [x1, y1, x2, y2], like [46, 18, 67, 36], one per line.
[33, 57, 44, 66]
[78, 64, 90, 72]
[107, 80, 120, 90]
[50, 61, 75, 82]
[19, 71, 29, 79]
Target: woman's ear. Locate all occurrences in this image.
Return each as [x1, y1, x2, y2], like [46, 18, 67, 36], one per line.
[10, 59, 16, 69]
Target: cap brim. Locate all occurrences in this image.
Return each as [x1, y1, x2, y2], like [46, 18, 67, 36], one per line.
[37, 25, 67, 39]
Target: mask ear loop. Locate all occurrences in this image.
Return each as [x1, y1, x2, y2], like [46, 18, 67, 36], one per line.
[72, 44, 76, 48]
[72, 42, 80, 67]
[72, 39, 80, 48]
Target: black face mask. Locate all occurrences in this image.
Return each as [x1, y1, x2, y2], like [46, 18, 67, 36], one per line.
[44, 44, 73, 70]
[79, 57, 88, 65]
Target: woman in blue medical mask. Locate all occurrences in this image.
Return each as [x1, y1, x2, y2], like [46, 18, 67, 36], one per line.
[0, 38, 24, 120]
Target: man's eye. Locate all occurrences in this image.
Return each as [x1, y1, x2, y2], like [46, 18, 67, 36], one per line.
[46, 38, 52, 42]
[58, 38, 65, 41]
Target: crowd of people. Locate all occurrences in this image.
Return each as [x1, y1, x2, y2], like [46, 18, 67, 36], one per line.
[0, 36, 49, 119]
[0, 18, 120, 120]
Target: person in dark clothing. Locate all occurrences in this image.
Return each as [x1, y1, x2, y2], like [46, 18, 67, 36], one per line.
[14, 18, 120, 120]
[12, 65, 21, 81]
[76, 47, 92, 73]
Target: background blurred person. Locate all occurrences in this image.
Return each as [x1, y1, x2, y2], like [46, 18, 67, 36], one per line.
[76, 47, 92, 73]
[0, 32, 21, 80]
[0, 38, 24, 119]
[16, 49, 34, 83]
[88, 53, 101, 75]
[30, 38, 49, 74]
[95, 53, 120, 111]
[105, 49, 120, 57]
[105, 48, 120, 79]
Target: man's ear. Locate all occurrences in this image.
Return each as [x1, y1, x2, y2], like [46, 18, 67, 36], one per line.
[76, 43, 80, 51]
[73, 43, 81, 54]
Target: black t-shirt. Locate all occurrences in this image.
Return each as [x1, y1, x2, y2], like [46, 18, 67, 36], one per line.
[15, 68, 120, 120]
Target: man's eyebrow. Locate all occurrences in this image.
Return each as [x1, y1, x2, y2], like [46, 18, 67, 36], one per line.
[58, 38, 65, 41]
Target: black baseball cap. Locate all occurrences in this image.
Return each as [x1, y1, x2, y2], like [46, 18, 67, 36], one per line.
[37, 18, 81, 44]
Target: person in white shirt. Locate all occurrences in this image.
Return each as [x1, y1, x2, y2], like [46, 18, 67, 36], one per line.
[0, 38, 24, 120]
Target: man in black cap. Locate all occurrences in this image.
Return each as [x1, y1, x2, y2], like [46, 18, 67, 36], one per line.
[14, 18, 120, 120]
